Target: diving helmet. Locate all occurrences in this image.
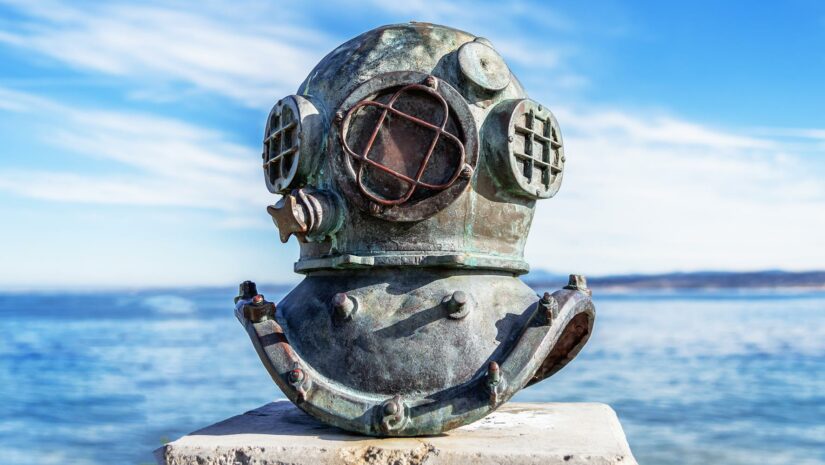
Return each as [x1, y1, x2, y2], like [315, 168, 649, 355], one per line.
[235, 22, 595, 436]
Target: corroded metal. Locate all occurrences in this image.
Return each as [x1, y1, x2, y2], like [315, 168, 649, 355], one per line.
[340, 83, 466, 206]
[237, 22, 596, 437]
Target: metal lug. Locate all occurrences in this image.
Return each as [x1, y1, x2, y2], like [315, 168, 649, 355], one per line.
[331, 292, 357, 321]
[564, 274, 592, 296]
[378, 395, 408, 435]
[538, 292, 558, 324]
[444, 290, 471, 319]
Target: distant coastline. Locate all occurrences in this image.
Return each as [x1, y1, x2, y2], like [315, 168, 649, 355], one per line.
[2, 270, 825, 294]
[524, 270, 825, 292]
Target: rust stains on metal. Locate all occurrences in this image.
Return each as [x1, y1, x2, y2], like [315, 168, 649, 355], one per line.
[235, 22, 597, 437]
[340, 82, 466, 206]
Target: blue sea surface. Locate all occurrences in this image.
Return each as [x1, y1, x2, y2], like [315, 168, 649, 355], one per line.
[1, 288, 823, 465]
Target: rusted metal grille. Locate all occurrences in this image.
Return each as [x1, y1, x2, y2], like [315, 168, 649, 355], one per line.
[263, 103, 299, 191]
[340, 84, 466, 206]
[513, 108, 562, 190]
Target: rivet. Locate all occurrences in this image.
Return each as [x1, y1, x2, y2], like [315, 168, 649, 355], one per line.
[240, 291, 274, 323]
[460, 164, 474, 179]
[378, 395, 407, 434]
[334, 110, 344, 123]
[332, 292, 356, 320]
[452, 291, 467, 307]
[487, 361, 501, 385]
[508, 135, 514, 142]
[486, 361, 503, 406]
[425, 75, 438, 88]
[384, 401, 399, 416]
[369, 203, 382, 215]
[289, 367, 305, 384]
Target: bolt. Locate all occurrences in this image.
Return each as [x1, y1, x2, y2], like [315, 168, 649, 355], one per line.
[288, 367, 305, 384]
[508, 135, 514, 142]
[332, 292, 355, 320]
[568, 274, 587, 289]
[334, 110, 344, 123]
[369, 202, 382, 215]
[565, 274, 592, 296]
[424, 75, 438, 88]
[446, 291, 470, 319]
[486, 361, 502, 406]
[538, 104, 543, 111]
[561, 155, 566, 163]
[539, 292, 558, 322]
[450, 291, 467, 308]
[487, 361, 501, 385]
[238, 281, 258, 300]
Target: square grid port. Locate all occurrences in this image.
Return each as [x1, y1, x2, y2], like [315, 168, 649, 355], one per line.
[263, 104, 299, 185]
[512, 109, 562, 191]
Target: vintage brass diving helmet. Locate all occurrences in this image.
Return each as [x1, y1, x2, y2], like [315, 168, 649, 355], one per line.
[235, 22, 595, 436]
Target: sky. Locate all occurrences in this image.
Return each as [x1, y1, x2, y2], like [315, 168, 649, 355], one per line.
[0, 0, 823, 289]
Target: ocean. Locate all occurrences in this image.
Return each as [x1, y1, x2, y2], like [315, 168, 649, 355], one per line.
[1, 287, 823, 464]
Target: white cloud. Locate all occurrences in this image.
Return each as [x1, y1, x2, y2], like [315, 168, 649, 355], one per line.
[2, 84, 823, 275]
[0, 0, 333, 108]
[0, 0, 823, 280]
[527, 106, 825, 274]
[0, 0, 588, 105]
[0, 87, 268, 215]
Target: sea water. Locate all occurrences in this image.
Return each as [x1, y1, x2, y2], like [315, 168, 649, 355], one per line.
[0, 288, 823, 465]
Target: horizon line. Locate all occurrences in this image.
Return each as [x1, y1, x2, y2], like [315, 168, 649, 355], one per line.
[1, 268, 823, 294]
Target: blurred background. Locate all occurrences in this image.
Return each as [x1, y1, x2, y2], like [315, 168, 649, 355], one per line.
[0, 1, 823, 464]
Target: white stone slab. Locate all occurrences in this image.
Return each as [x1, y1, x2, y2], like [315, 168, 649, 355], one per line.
[155, 401, 637, 465]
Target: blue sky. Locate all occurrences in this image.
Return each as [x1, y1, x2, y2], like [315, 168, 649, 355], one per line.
[0, 0, 823, 289]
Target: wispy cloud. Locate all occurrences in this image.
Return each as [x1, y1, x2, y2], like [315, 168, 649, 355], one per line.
[0, 87, 267, 215]
[0, 0, 823, 285]
[0, 0, 333, 108]
[0, 0, 590, 104]
[530, 106, 825, 274]
[2, 83, 822, 273]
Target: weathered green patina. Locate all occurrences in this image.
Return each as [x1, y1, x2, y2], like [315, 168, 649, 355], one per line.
[236, 22, 595, 436]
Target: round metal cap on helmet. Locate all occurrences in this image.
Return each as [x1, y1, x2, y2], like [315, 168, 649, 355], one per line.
[458, 39, 511, 92]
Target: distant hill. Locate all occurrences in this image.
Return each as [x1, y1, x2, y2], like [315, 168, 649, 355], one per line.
[524, 270, 825, 291]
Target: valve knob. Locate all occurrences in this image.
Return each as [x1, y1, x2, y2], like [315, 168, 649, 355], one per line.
[267, 194, 308, 243]
[267, 188, 342, 244]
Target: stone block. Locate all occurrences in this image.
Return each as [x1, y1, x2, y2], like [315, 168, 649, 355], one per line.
[155, 401, 637, 465]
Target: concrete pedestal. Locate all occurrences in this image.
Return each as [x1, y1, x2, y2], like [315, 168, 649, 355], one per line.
[155, 401, 637, 465]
